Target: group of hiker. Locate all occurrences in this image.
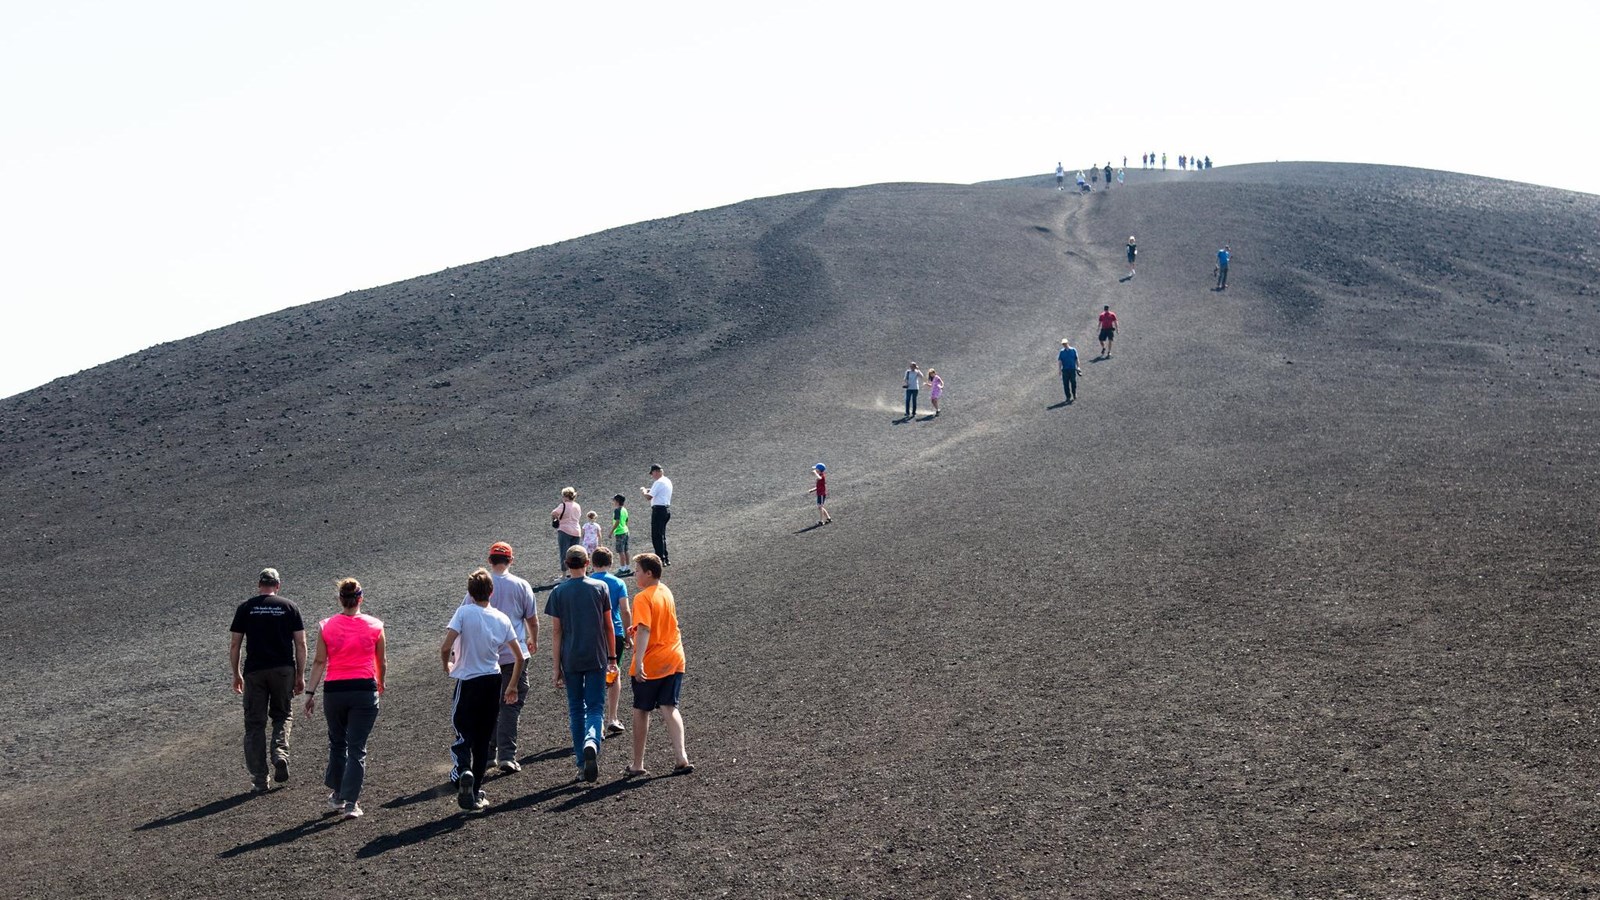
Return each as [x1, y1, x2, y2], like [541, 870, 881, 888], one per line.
[229, 467, 690, 821]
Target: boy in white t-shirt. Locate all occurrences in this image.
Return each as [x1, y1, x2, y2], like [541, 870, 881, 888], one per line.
[441, 568, 524, 812]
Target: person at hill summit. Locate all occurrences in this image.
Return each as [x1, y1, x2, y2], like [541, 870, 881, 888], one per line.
[1059, 339, 1080, 402]
[442, 568, 524, 811]
[624, 553, 692, 777]
[903, 362, 923, 419]
[1103, 163, 1113, 185]
[448, 542, 538, 783]
[1056, 162, 1065, 190]
[641, 465, 673, 566]
[546, 545, 617, 783]
[1099, 305, 1119, 358]
[303, 577, 385, 819]
[230, 567, 306, 793]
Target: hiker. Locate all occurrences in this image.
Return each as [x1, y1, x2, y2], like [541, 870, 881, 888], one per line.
[808, 463, 832, 525]
[623, 553, 692, 778]
[448, 542, 538, 783]
[551, 487, 583, 574]
[546, 545, 617, 783]
[1059, 339, 1080, 402]
[442, 568, 525, 811]
[903, 362, 923, 418]
[1216, 246, 1230, 290]
[230, 568, 306, 793]
[640, 464, 673, 566]
[304, 578, 386, 819]
[1099, 305, 1119, 357]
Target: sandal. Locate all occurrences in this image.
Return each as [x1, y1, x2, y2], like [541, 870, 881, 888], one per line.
[621, 766, 649, 778]
[671, 762, 695, 775]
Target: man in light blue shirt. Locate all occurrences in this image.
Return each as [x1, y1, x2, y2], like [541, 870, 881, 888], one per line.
[1058, 340, 1080, 402]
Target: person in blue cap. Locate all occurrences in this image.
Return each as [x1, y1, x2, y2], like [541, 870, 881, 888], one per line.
[807, 464, 832, 525]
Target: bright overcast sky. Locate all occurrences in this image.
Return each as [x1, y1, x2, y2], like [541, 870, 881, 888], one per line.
[2, 0, 1595, 399]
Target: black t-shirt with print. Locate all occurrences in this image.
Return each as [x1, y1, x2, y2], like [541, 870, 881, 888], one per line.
[230, 594, 305, 672]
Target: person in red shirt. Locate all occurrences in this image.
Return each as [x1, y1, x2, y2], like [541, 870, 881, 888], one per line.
[1098, 305, 1118, 358]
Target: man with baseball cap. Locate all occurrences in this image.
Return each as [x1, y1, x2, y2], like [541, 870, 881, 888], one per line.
[229, 568, 306, 792]
[450, 542, 540, 783]
[1058, 339, 1080, 403]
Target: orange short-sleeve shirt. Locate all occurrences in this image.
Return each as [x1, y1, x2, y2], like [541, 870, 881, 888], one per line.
[630, 583, 685, 678]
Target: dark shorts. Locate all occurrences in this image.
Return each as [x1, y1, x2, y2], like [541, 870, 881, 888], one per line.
[613, 632, 629, 669]
[815, 493, 827, 505]
[613, 533, 629, 555]
[631, 672, 683, 711]
[1099, 327, 1115, 342]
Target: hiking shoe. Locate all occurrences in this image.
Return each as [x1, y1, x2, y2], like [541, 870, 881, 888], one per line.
[456, 771, 477, 811]
[342, 802, 364, 819]
[498, 759, 522, 774]
[272, 758, 289, 783]
[582, 743, 599, 783]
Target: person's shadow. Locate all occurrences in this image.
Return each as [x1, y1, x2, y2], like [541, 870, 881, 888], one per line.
[794, 522, 825, 534]
[1046, 400, 1073, 410]
[1118, 275, 1133, 283]
[137, 791, 258, 830]
[218, 814, 342, 858]
[1089, 355, 1111, 363]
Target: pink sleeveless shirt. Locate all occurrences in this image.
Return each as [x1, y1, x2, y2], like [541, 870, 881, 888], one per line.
[321, 612, 384, 681]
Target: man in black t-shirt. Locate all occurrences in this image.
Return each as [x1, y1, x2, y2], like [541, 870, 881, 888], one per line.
[229, 568, 306, 792]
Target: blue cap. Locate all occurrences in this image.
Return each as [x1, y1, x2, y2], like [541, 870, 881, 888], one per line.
[814, 463, 826, 472]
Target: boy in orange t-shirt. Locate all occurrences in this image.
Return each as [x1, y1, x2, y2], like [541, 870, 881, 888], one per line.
[624, 553, 691, 776]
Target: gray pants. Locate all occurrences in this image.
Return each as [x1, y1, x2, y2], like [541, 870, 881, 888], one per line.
[451, 663, 528, 776]
[242, 665, 294, 784]
[323, 688, 380, 804]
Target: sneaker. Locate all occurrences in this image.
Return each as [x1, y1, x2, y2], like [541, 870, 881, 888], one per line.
[498, 759, 522, 774]
[272, 758, 289, 784]
[604, 721, 626, 737]
[474, 790, 489, 811]
[617, 567, 634, 577]
[251, 781, 270, 794]
[456, 771, 477, 811]
[342, 802, 364, 819]
[582, 743, 599, 783]
[326, 792, 343, 812]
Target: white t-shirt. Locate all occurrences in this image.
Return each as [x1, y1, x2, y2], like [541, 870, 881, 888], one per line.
[448, 603, 517, 680]
[905, 369, 923, 391]
[457, 570, 537, 664]
[649, 475, 673, 506]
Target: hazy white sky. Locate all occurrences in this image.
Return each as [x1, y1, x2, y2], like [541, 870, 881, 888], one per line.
[2, 0, 1595, 399]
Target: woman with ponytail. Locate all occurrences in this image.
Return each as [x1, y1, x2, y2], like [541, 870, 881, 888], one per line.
[304, 578, 386, 819]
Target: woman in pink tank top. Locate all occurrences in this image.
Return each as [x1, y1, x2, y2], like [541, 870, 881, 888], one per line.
[304, 578, 386, 819]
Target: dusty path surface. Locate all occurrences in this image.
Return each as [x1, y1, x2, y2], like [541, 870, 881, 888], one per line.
[2, 163, 1597, 898]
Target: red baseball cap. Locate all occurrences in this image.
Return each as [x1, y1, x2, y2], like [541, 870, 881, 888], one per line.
[488, 541, 514, 560]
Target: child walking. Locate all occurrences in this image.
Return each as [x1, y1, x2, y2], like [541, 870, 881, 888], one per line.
[611, 494, 633, 576]
[581, 511, 602, 556]
[927, 369, 943, 417]
[808, 464, 832, 525]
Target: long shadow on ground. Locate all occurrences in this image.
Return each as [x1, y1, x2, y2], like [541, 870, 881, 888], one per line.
[136, 791, 257, 830]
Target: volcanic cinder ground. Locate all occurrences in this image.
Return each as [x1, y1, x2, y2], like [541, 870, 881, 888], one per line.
[1, 162, 1597, 899]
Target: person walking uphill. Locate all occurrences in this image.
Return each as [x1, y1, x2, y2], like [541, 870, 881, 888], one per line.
[640, 465, 673, 567]
[546, 546, 617, 783]
[1059, 339, 1080, 402]
[624, 553, 692, 777]
[303, 578, 385, 819]
[1216, 245, 1230, 290]
[230, 568, 306, 793]
[448, 542, 539, 783]
[1098, 305, 1119, 358]
[442, 568, 525, 811]
[551, 487, 583, 574]
[903, 362, 923, 419]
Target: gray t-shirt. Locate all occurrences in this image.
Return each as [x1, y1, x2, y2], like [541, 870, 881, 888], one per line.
[544, 576, 613, 676]
[458, 570, 537, 664]
[905, 369, 923, 391]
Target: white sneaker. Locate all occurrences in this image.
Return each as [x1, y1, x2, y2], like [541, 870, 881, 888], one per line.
[326, 792, 343, 812]
[342, 802, 364, 819]
[498, 759, 522, 773]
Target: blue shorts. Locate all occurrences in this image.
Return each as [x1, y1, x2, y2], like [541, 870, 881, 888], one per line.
[631, 672, 683, 711]
[815, 493, 827, 506]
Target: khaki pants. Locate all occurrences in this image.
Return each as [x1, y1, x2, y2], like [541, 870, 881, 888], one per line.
[242, 665, 294, 784]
